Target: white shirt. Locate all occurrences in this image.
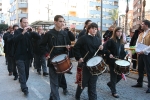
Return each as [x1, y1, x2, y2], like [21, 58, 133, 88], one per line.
[136, 28, 150, 55]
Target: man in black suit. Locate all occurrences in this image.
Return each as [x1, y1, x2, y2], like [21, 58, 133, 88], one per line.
[13, 17, 40, 95]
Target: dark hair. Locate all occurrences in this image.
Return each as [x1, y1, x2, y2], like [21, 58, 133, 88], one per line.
[142, 20, 150, 28]
[111, 27, 124, 44]
[83, 20, 92, 29]
[13, 24, 19, 29]
[20, 17, 27, 22]
[86, 22, 98, 34]
[54, 15, 64, 21]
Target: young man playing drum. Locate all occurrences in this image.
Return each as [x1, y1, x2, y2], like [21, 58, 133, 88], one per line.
[40, 15, 71, 100]
[104, 27, 129, 98]
[73, 23, 103, 100]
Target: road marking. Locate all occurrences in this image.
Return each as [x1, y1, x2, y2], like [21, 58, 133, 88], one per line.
[31, 87, 44, 99]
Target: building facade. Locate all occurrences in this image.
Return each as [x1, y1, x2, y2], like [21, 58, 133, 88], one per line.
[9, 0, 119, 31]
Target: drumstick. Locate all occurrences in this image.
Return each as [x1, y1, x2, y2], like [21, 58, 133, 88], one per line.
[49, 46, 54, 55]
[83, 51, 89, 59]
[94, 48, 100, 56]
[54, 45, 74, 47]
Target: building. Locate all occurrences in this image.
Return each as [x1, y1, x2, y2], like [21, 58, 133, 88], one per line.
[9, 0, 119, 31]
[0, 0, 3, 24]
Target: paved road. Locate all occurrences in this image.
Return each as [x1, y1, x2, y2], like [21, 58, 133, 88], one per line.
[0, 56, 150, 100]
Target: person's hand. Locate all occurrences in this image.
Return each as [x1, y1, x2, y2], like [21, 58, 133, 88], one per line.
[137, 51, 144, 55]
[22, 26, 31, 34]
[109, 54, 114, 58]
[66, 45, 71, 50]
[99, 45, 103, 50]
[79, 58, 84, 63]
[46, 55, 50, 60]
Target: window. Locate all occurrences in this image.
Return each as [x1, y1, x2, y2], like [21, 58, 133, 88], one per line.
[137, 16, 141, 20]
[96, 6, 101, 11]
[137, 8, 141, 12]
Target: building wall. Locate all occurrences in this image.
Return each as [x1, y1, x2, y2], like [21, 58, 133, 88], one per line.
[9, 0, 119, 31]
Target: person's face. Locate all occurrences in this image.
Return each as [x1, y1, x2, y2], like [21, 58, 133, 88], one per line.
[116, 29, 122, 38]
[86, 21, 92, 29]
[141, 22, 148, 30]
[14, 26, 19, 31]
[37, 27, 43, 34]
[20, 18, 28, 28]
[54, 18, 65, 29]
[9, 26, 13, 32]
[130, 32, 134, 37]
[89, 27, 98, 36]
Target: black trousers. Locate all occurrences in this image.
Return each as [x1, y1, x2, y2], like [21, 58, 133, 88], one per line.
[75, 66, 98, 100]
[7, 56, 13, 73]
[58, 74, 67, 89]
[108, 62, 122, 94]
[137, 54, 150, 87]
[9, 56, 18, 76]
[16, 59, 30, 91]
[132, 53, 137, 69]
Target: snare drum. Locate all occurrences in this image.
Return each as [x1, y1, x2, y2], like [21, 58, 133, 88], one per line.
[51, 54, 73, 73]
[86, 56, 107, 75]
[114, 60, 130, 75]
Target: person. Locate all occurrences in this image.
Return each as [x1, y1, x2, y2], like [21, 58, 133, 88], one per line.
[132, 20, 150, 93]
[33, 26, 49, 76]
[7, 25, 19, 80]
[3, 26, 13, 75]
[73, 23, 103, 100]
[104, 27, 128, 98]
[130, 25, 143, 70]
[103, 25, 114, 42]
[78, 20, 92, 39]
[13, 17, 40, 95]
[40, 15, 71, 100]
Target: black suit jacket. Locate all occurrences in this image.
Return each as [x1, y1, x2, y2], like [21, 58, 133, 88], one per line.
[130, 30, 140, 46]
[3, 32, 10, 53]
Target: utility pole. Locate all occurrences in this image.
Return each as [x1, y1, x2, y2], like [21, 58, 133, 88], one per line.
[100, 0, 103, 39]
[142, 0, 146, 20]
[46, 4, 50, 21]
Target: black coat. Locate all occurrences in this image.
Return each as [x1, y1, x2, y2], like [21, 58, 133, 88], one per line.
[13, 28, 40, 60]
[3, 32, 10, 53]
[130, 30, 141, 46]
[40, 29, 71, 67]
[104, 39, 126, 64]
[7, 34, 15, 57]
[73, 34, 103, 63]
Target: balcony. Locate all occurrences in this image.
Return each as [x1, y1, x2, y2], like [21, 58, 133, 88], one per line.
[90, 1, 101, 6]
[18, 3, 28, 8]
[18, 13, 28, 18]
[10, 0, 14, 4]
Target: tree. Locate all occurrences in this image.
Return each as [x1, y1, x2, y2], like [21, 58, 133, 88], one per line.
[0, 24, 8, 32]
[109, 9, 119, 26]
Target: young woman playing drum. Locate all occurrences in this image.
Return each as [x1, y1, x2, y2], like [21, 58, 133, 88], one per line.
[104, 27, 129, 98]
[73, 23, 103, 100]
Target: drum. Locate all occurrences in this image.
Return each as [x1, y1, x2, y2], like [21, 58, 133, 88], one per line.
[86, 56, 107, 75]
[114, 60, 130, 75]
[51, 54, 72, 73]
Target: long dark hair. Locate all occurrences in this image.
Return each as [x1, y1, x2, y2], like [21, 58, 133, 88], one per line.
[86, 23, 98, 34]
[83, 20, 92, 29]
[111, 27, 124, 44]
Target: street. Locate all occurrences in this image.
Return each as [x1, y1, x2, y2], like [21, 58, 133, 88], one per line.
[0, 56, 150, 100]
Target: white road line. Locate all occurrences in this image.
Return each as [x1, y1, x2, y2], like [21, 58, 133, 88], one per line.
[42, 77, 50, 85]
[31, 87, 44, 99]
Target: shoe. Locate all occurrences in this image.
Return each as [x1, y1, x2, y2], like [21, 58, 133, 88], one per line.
[66, 71, 72, 74]
[43, 72, 49, 76]
[14, 76, 18, 80]
[63, 89, 68, 95]
[23, 90, 29, 96]
[37, 71, 41, 75]
[9, 72, 12, 76]
[146, 88, 150, 93]
[112, 93, 119, 98]
[131, 83, 142, 87]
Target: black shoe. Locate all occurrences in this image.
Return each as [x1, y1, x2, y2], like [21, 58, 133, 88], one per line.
[66, 71, 72, 74]
[63, 89, 68, 95]
[37, 71, 41, 75]
[131, 83, 142, 87]
[112, 93, 119, 98]
[9, 72, 12, 76]
[14, 76, 18, 80]
[146, 88, 150, 93]
[23, 90, 29, 96]
[43, 72, 49, 76]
